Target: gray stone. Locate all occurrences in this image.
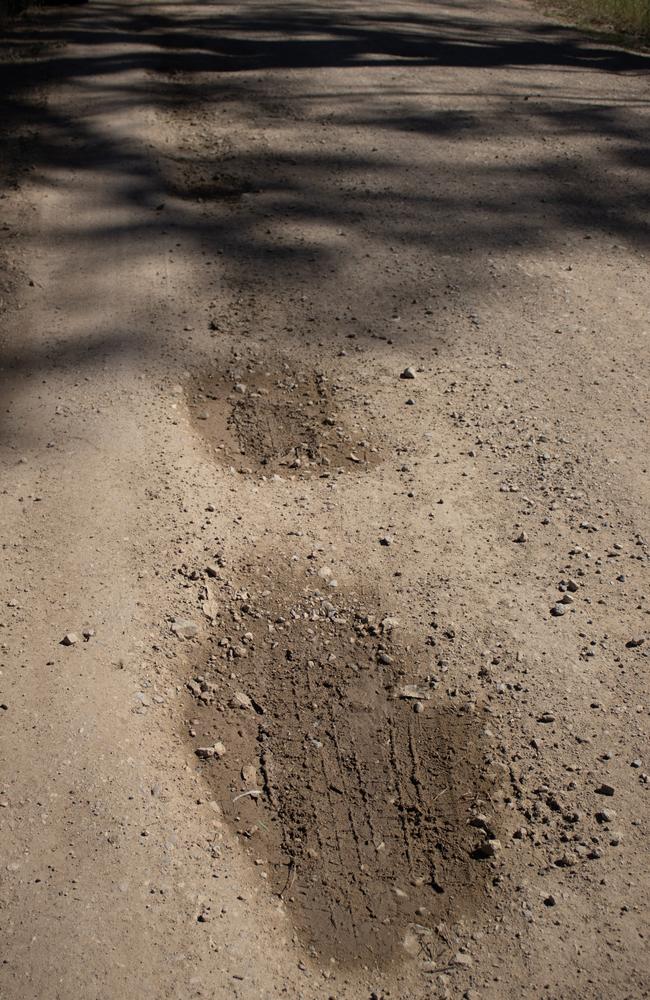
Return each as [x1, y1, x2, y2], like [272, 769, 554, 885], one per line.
[195, 742, 226, 760]
[171, 618, 199, 640]
[231, 691, 253, 710]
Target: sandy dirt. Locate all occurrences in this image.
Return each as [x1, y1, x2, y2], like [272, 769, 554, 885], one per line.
[0, 0, 648, 997]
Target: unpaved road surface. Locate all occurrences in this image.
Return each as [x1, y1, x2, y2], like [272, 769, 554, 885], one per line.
[1, 0, 649, 997]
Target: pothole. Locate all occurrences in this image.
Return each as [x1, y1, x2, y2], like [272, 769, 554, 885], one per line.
[183, 569, 502, 967]
[185, 362, 385, 478]
[163, 156, 255, 201]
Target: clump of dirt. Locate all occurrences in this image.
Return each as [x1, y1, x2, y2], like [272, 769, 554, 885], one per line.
[185, 362, 385, 477]
[183, 567, 503, 966]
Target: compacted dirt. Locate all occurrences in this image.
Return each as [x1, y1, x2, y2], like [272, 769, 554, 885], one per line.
[0, 0, 648, 998]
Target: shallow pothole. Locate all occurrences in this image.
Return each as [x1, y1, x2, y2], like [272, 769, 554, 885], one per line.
[183, 570, 502, 967]
[163, 156, 256, 202]
[185, 361, 385, 478]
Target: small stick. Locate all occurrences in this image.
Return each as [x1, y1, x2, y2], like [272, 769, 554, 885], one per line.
[232, 789, 261, 803]
[279, 857, 297, 899]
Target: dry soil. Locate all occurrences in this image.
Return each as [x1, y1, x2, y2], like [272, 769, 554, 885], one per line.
[0, 0, 648, 998]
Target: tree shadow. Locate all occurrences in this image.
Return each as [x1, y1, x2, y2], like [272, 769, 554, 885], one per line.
[0, 0, 648, 399]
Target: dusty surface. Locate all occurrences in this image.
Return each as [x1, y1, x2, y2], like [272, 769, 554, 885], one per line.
[0, 0, 649, 997]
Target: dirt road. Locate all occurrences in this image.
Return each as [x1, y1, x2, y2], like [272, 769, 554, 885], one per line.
[1, 0, 648, 997]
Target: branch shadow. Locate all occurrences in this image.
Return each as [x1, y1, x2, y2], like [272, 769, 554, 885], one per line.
[0, 0, 648, 411]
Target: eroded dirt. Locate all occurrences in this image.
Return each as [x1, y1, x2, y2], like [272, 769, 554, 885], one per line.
[185, 358, 386, 477]
[1, 0, 649, 998]
[183, 571, 502, 965]
[164, 158, 256, 202]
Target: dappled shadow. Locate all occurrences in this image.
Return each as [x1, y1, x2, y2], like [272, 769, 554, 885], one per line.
[3, 0, 650, 73]
[0, 329, 141, 375]
[0, 0, 648, 403]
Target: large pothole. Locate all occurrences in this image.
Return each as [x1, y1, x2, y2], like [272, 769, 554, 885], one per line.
[183, 566, 502, 967]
